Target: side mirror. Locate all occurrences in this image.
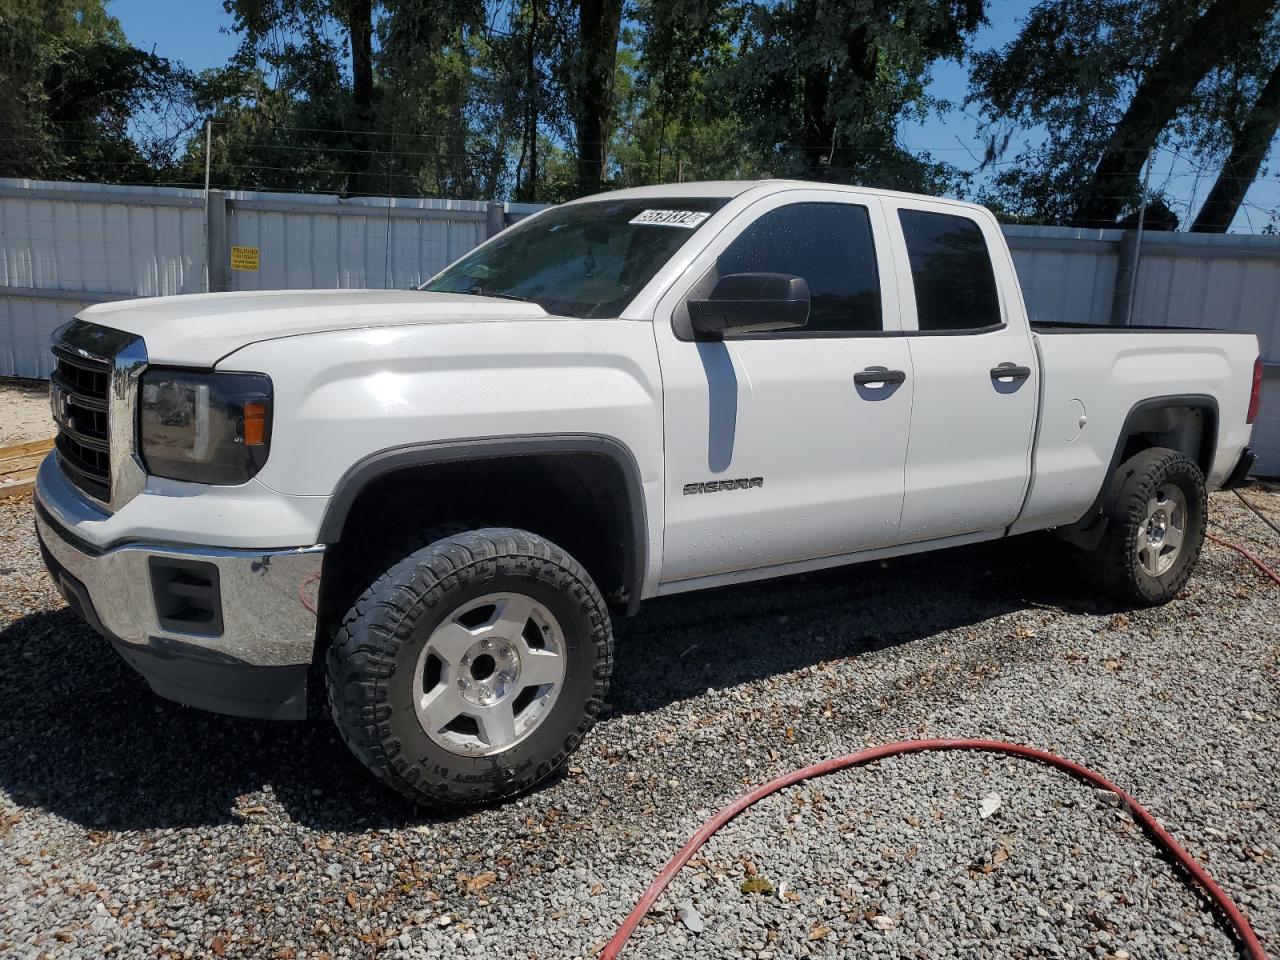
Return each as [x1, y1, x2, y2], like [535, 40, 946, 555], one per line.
[687, 273, 810, 338]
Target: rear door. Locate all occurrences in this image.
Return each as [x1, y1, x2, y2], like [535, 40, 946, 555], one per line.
[884, 200, 1038, 542]
[653, 190, 914, 584]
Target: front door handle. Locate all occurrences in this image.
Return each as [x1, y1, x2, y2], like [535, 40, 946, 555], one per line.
[855, 368, 907, 386]
[990, 363, 1032, 381]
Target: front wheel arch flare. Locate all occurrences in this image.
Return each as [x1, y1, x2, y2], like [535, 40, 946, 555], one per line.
[317, 435, 649, 614]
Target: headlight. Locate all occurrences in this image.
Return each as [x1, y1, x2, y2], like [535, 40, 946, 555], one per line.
[139, 369, 272, 485]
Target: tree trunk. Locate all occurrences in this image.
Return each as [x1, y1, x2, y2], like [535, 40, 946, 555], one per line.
[520, 0, 540, 202]
[800, 62, 835, 180]
[1191, 57, 1280, 232]
[573, 0, 624, 191]
[348, 0, 374, 115]
[800, 20, 877, 181]
[344, 0, 375, 194]
[1074, 0, 1276, 227]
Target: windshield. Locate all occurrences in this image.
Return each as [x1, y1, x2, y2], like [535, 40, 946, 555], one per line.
[422, 197, 728, 318]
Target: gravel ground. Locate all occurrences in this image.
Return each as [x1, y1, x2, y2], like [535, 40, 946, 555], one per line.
[0, 489, 1277, 959]
[0, 381, 52, 448]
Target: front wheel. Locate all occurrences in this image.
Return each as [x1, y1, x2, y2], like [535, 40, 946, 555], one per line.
[326, 528, 613, 805]
[1093, 447, 1207, 605]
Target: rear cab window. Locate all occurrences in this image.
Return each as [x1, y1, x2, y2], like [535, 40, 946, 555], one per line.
[898, 209, 1002, 332]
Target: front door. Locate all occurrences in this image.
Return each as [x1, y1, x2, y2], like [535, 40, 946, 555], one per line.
[654, 191, 914, 585]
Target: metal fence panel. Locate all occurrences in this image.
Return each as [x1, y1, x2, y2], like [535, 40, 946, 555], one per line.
[0, 293, 81, 379]
[1132, 250, 1280, 360]
[226, 194, 491, 292]
[0, 179, 206, 377]
[1256, 367, 1280, 477]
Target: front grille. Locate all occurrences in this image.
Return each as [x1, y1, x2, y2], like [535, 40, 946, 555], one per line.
[51, 345, 112, 503]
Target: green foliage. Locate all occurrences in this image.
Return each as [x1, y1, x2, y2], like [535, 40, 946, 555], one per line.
[7, 0, 1279, 228]
[970, 0, 1280, 225]
[0, 0, 193, 183]
[628, 0, 983, 194]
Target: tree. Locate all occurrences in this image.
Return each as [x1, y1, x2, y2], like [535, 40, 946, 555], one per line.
[630, 0, 984, 194]
[0, 0, 193, 183]
[971, 0, 1280, 226]
[566, 0, 625, 190]
[1191, 57, 1280, 230]
[628, 0, 759, 184]
[1076, 0, 1277, 226]
[342, 0, 376, 191]
[376, 0, 501, 198]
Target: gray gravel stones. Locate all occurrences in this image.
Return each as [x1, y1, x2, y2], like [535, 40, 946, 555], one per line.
[1, 489, 1277, 959]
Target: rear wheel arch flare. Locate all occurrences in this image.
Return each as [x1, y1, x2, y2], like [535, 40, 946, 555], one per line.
[1098, 396, 1218, 512]
[1058, 395, 1218, 550]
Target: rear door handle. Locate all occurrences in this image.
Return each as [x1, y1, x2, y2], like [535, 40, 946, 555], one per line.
[990, 363, 1032, 381]
[854, 368, 906, 386]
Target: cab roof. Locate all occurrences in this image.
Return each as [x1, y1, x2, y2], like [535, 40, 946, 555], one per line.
[563, 179, 990, 215]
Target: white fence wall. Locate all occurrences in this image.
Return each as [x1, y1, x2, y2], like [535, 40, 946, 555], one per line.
[224, 193, 494, 292]
[2, 178, 1278, 474]
[1005, 227, 1121, 326]
[0, 179, 538, 379]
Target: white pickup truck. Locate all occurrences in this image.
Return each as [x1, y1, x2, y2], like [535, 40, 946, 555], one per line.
[35, 181, 1261, 804]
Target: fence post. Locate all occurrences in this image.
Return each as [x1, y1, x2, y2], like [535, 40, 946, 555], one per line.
[206, 190, 229, 292]
[1108, 229, 1140, 326]
[486, 200, 505, 239]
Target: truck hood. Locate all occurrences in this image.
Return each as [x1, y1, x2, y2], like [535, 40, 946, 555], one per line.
[77, 289, 551, 366]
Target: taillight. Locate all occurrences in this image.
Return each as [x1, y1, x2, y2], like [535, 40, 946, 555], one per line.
[1247, 357, 1263, 424]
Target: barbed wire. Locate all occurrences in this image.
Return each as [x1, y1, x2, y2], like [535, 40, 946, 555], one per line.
[3, 121, 1277, 231]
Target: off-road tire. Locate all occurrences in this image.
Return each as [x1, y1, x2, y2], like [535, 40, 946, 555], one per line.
[1093, 447, 1206, 605]
[326, 527, 613, 805]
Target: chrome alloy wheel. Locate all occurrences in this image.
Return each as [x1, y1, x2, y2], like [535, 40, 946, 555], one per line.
[1138, 484, 1187, 578]
[413, 592, 567, 757]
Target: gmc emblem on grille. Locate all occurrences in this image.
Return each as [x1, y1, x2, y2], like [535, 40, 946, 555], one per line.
[50, 383, 71, 427]
[683, 477, 764, 495]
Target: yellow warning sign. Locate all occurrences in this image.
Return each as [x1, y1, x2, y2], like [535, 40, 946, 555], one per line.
[230, 246, 260, 271]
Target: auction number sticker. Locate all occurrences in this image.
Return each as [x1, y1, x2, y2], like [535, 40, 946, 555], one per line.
[629, 209, 711, 228]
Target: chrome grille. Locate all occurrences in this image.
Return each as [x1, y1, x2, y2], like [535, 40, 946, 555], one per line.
[51, 345, 112, 502]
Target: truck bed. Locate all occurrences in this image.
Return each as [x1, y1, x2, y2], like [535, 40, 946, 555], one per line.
[1030, 320, 1226, 334]
[1012, 324, 1257, 536]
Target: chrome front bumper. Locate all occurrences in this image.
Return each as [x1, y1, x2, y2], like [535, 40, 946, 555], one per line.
[35, 482, 324, 720]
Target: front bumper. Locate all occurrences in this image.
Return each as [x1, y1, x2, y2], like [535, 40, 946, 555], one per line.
[35, 488, 324, 721]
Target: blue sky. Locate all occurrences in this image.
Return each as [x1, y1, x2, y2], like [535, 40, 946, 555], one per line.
[108, 0, 1275, 231]
[111, 0, 240, 76]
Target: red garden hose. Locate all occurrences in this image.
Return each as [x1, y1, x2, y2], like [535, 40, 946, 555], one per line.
[1207, 532, 1280, 586]
[605, 519, 1277, 958]
[601, 739, 1269, 959]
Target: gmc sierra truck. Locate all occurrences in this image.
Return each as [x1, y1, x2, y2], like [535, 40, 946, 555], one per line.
[35, 181, 1262, 805]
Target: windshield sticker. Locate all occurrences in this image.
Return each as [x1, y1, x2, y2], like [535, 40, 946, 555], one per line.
[629, 209, 712, 228]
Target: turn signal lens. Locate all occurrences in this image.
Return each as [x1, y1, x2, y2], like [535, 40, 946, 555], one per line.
[243, 401, 268, 446]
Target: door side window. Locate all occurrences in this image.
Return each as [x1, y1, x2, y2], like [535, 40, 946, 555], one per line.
[709, 202, 882, 334]
[898, 209, 1001, 332]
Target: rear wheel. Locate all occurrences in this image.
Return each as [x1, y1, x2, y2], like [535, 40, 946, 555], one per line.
[1093, 447, 1206, 605]
[326, 527, 613, 805]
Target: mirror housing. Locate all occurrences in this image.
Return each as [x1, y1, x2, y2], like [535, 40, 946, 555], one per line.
[687, 273, 810, 338]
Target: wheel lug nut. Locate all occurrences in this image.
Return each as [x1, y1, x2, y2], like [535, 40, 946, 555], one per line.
[481, 638, 491, 649]
[498, 648, 510, 659]
[457, 678, 468, 690]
